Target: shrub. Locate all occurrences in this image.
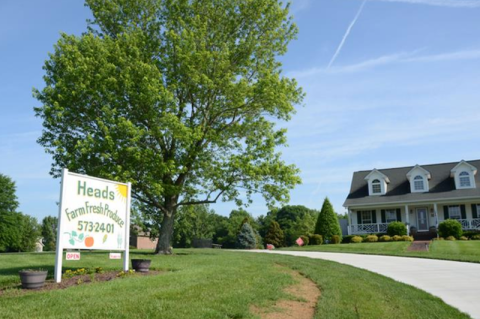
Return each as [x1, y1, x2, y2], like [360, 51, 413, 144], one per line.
[471, 234, 480, 240]
[438, 220, 462, 239]
[392, 235, 402, 241]
[342, 235, 354, 243]
[461, 231, 480, 239]
[379, 235, 391, 242]
[309, 234, 323, 245]
[236, 222, 257, 249]
[264, 221, 285, 248]
[315, 198, 342, 243]
[364, 235, 378, 243]
[446, 236, 456, 241]
[331, 235, 341, 244]
[351, 236, 363, 243]
[387, 222, 407, 236]
[402, 235, 414, 242]
[460, 236, 468, 241]
[300, 235, 310, 246]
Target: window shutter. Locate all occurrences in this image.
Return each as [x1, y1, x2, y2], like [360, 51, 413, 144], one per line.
[381, 210, 386, 223]
[357, 212, 362, 225]
[472, 204, 478, 219]
[372, 210, 377, 223]
[443, 206, 449, 219]
[396, 209, 401, 221]
[461, 205, 466, 219]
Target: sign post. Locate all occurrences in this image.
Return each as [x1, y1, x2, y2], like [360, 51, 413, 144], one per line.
[54, 169, 131, 283]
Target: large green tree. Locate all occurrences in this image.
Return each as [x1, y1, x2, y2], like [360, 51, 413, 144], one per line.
[34, 0, 302, 254]
[0, 174, 22, 252]
[41, 216, 58, 251]
[315, 198, 342, 242]
[274, 205, 317, 246]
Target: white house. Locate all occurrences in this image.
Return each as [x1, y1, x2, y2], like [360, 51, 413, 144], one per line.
[343, 160, 480, 239]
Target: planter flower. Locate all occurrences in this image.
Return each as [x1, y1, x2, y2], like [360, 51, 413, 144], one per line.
[131, 259, 151, 272]
[19, 269, 48, 289]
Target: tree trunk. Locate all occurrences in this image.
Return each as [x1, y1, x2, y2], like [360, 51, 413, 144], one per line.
[155, 208, 175, 254]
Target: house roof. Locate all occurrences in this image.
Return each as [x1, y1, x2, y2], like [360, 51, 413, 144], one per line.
[344, 160, 480, 208]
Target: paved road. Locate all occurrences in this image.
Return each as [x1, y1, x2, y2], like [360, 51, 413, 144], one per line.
[247, 250, 480, 319]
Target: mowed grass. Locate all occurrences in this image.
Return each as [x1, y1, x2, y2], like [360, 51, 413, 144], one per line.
[283, 240, 480, 263]
[0, 249, 470, 319]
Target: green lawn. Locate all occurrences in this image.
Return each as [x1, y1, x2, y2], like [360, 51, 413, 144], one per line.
[283, 240, 480, 263]
[0, 249, 470, 318]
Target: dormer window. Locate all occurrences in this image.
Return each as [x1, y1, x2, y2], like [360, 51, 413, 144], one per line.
[414, 175, 425, 191]
[372, 179, 381, 194]
[459, 171, 471, 187]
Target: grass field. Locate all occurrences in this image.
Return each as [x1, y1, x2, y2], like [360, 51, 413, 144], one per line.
[283, 240, 480, 263]
[0, 249, 470, 319]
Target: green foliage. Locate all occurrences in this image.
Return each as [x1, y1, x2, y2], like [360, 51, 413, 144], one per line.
[216, 210, 259, 248]
[402, 235, 414, 242]
[34, 0, 303, 254]
[460, 236, 468, 241]
[236, 222, 256, 249]
[173, 205, 218, 248]
[274, 205, 317, 246]
[446, 236, 456, 241]
[331, 235, 341, 244]
[471, 235, 480, 240]
[342, 235, 354, 243]
[19, 215, 40, 252]
[462, 231, 480, 239]
[364, 235, 378, 243]
[315, 198, 342, 243]
[351, 236, 363, 243]
[300, 235, 309, 246]
[392, 235, 402, 241]
[41, 216, 58, 251]
[379, 235, 391, 242]
[438, 220, 463, 239]
[387, 222, 407, 237]
[264, 220, 284, 247]
[309, 234, 323, 245]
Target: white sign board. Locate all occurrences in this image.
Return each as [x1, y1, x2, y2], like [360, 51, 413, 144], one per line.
[55, 169, 131, 282]
[66, 252, 81, 260]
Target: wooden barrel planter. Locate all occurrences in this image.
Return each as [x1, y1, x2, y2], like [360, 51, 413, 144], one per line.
[131, 259, 151, 272]
[19, 270, 48, 289]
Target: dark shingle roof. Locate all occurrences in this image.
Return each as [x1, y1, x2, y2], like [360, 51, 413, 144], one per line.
[343, 160, 480, 207]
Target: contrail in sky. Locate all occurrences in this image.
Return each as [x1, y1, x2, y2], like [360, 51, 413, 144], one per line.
[327, 0, 367, 69]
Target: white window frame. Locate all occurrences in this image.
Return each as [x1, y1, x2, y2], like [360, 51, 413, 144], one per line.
[448, 206, 461, 220]
[413, 175, 425, 191]
[372, 179, 382, 194]
[385, 209, 397, 223]
[459, 171, 471, 188]
[361, 211, 372, 224]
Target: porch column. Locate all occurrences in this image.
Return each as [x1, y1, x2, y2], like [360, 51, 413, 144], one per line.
[347, 207, 351, 235]
[405, 204, 410, 236]
[434, 203, 439, 238]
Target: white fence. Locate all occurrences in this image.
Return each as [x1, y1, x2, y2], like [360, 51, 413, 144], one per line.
[350, 219, 480, 234]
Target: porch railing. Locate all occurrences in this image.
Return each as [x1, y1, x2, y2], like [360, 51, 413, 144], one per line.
[350, 223, 388, 234]
[457, 219, 480, 230]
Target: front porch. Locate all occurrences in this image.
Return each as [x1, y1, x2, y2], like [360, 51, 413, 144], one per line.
[350, 219, 480, 235]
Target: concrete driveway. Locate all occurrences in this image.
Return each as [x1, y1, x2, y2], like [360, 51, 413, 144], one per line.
[247, 250, 480, 319]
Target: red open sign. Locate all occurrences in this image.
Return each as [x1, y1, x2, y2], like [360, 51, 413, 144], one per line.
[66, 252, 81, 260]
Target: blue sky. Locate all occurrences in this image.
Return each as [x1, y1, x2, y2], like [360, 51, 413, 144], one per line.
[1, 0, 480, 222]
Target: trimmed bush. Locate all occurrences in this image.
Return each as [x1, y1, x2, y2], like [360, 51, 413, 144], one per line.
[236, 222, 257, 249]
[461, 231, 480, 239]
[351, 236, 363, 243]
[402, 235, 414, 242]
[364, 235, 378, 243]
[379, 235, 391, 242]
[387, 222, 407, 237]
[315, 198, 342, 243]
[331, 235, 341, 244]
[342, 235, 354, 243]
[265, 221, 285, 248]
[459, 236, 468, 241]
[392, 235, 402, 241]
[309, 234, 323, 245]
[471, 234, 480, 240]
[300, 235, 310, 246]
[438, 220, 462, 239]
[446, 236, 456, 241]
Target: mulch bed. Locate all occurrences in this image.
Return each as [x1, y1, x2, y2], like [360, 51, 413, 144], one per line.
[0, 270, 163, 296]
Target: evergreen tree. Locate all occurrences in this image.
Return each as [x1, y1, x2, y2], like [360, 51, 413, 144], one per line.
[236, 222, 257, 249]
[0, 174, 22, 252]
[264, 220, 284, 247]
[315, 198, 342, 243]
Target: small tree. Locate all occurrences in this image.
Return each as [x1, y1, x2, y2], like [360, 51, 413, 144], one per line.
[41, 216, 58, 251]
[387, 222, 407, 236]
[315, 198, 342, 243]
[264, 221, 285, 247]
[236, 222, 257, 249]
